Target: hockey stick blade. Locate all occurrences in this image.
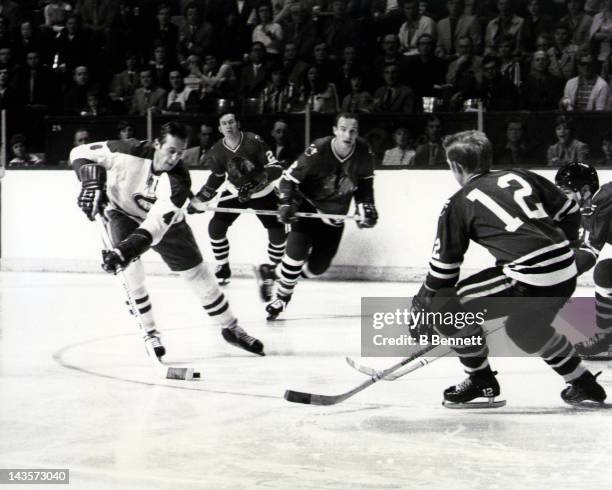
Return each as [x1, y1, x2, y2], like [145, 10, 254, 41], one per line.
[345, 357, 379, 377]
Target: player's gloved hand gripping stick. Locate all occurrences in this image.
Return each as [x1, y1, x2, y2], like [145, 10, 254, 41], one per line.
[94, 215, 200, 381]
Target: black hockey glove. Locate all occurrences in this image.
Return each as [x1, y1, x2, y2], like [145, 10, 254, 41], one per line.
[101, 229, 152, 274]
[187, 185, 217, 214]
[77, 164, 107, 221]
[356, 202, 378, 228]
[409, 284, 437, 341]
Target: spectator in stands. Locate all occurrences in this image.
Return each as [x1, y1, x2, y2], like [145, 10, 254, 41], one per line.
[44, 0, 72, 33]
[13, 21, 44, 66]
[590, 0, 612, 64]
[281, 41, 309, 86]
[495, 117, 533, 166]
[446, 35, 482, 110]
[485, 0, 524, 55]
[80, 90, 110, 116]
[561, 0, 592, 47]
[183, 122, 215, 168]
[183, 55, 204, 95]
[177, 2, 214, 67]
[407, 33, 447, 108]
[398, 0, 435, 55]
[548, 23, 578, 80]
[52, 14, 92, 75]
[372, 33, 409, 88]
[334, 45, 363, 99]
[322, 0, 357, 60]
[117, 120, 135, 140]
[0, 47, 18, 80]
[107, 0, 147, 71]
[523, 0, 554, 52]
[239, 42, 270, 99]
[8, 134, 43, 167]
[109, 52, 140, 114]
[0, 0, 21, 28]
[341, 73, 374, 112]
[382, 127, 415, 166]
[216, 9, 253, 64]
[561, 52, 610, 110]
[413, 115, 447, 166]
[498, 35, 522, 87]
[15, 50, 57, 111]
[297, 65, 340, 113]
[282, 3, 319, 60]
[252, 2, 284, 59]
[63, 65, 96, 115]
[373, 63, 415, 112]
[201, 54, 237, 101]
[477, 54, 520, 110]
[522, 50, 565, 109]
[547, 115, 589, 166]
[76, 0, 118, 42]
[73, 128, 90, 147]
[149, 43, 175, 91]
[130, 69, 167, 115]
[596, 131, 612, 165]
[436, 0, 481, 60]
[269, 118, 300, 168]
[260, 65, 296, 113]
[165, 70, 197, 113]
[148, 3, 179, 64]
[222, 0, 258, 26]
[311, 42, 337, 82]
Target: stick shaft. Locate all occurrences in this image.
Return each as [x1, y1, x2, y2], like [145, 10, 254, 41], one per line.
[199, 204, 361, 222]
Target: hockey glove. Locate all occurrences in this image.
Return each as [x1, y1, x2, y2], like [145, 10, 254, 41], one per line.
[409, 284, 437, 341]
[77, 164, 107, 221]
[356, 202, 378, 228]
[187, 185, 217, 214]
[101, 228, 152, 274]
[278, 202, 299, 224]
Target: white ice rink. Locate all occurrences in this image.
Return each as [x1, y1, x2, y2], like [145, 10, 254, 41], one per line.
[1, 271, 611, 489]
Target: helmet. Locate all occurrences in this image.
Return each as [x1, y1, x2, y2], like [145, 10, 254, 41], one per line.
[555, 162, 599, 195]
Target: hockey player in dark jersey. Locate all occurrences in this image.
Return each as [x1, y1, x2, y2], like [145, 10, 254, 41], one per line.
[555, 162, 612, 357]
[260, 112, 378, 319]
[70, 122, 264, 357]
[412, 131, 605, 407]
[187, 112, 286, 285]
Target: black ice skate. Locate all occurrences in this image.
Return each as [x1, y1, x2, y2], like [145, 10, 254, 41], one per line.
[143, 330, 166, 359]
[443, 369, 506, 409]
[266, 295, 290, 320]
[575, 332, 612, 360]
[221, 324, 265, 356]
[253, 264, 276, 302]
[215, 263, 231, 285]
[561, 371, 606, 406]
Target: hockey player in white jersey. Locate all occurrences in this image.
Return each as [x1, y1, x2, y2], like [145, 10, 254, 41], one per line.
[70, 121, 265, 357]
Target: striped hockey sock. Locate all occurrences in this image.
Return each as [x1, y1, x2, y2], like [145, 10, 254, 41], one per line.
[275, 255, 305, 299]
[268, 240, 286, 265]
[595, 289, 612, 335]
[454, 324, 491, 373]
[539, 332, 585, 382]
[210, 237, 230, 265]
[125, 286, 156, 333]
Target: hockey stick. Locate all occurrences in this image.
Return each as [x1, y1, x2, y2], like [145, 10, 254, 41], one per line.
[284, 342, 439, 405]
[193, 204, 363, 222]
[94, 215, 200, 381]
[345, 355, 441, 381]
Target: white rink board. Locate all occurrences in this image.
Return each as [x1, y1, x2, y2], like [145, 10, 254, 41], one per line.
[2, 169, 611, 282]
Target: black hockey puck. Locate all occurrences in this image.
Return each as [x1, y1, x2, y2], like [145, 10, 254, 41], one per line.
[193, 371, 201, 379]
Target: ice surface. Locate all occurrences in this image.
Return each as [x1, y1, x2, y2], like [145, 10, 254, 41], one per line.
[0, 272, 610, 489]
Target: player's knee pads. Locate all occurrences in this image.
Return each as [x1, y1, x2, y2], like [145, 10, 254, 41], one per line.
[179, 263, 220, 300]
[124, 259, 146, 291]
[594, 259, 612, 291]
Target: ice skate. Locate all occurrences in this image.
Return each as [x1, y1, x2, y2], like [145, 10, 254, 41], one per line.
[266, 295, 290, 320]
[561, 371, 606, 406]
[143, 329, 166, 359]
[253, 263, 276, 302]
[443, 369, 506, 409]
[215, 263, 231, 285]
[221, 323, 265, 356]
[575, 333, 612, 360]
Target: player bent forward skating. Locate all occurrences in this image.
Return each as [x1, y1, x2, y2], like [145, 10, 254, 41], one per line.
[555, 162, 612, 358]
[258, 112, 378, 319]
[411, 131, 605, 407]
[70, 122, 264, 356]
[188, 112, 286, 285]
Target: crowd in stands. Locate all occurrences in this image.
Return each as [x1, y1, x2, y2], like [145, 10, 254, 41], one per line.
[2, 0, 612, 167]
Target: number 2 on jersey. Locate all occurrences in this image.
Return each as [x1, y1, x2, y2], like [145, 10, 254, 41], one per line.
[467, 174, 547, 232]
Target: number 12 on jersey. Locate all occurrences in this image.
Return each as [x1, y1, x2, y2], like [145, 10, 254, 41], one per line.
[467, 174, 548, 232]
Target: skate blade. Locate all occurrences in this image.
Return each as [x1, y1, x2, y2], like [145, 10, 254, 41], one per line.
[443, 398, 507, 409]
[580, 353, 612, 361]
[217, 278, 231, 286]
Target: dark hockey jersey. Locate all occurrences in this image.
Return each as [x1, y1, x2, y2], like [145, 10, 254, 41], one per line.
[204, 131, 279, 194]
[579, 182, 612, 260]
[427, 169, 580, 289]
[70, 139, 191, 246]
[283, 136, 375, 214]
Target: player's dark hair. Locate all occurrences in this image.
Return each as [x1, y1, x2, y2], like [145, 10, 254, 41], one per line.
[334, 112, 359, 126]
[443, 130, 492, 174]
[555, 115, 574, 134]
[218, 111, 238, 123]
[160, 121, 188, 141]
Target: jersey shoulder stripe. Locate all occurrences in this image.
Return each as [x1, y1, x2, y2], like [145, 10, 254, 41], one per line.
[107, 139, 154, 159]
